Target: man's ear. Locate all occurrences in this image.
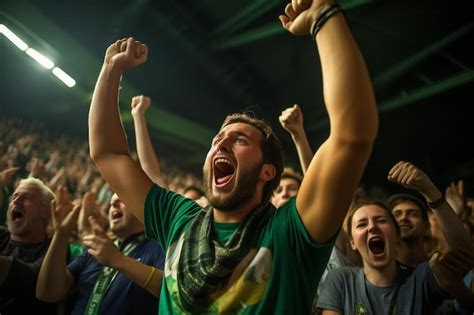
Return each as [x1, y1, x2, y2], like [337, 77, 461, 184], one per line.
[40, 203, 51, 220]
[260, 163, 276, 182]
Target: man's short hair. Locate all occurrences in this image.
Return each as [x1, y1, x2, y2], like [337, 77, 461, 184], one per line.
[345, 198, 400, 239]
[280, 167, 303, 186]
[220, 113, 284, 205]
[18, 177, 54, 207]
[388, 193, 429, 223]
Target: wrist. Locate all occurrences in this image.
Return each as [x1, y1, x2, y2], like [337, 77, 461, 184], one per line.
[421, 185, 442, 203]
[131, 111, 145, 119]
[290, 128, 306, 140]
[53, 229, 72, 243]
[101, 62, 124, 81]
[109, 252, 127, 270]
[306, 1, 337, 25]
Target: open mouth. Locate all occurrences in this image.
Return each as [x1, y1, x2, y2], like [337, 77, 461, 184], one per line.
[11, 209, 24, 222]
[111, 210, 123, 220]
[213, 157, 235, 187]
[368, 236, 385, 255]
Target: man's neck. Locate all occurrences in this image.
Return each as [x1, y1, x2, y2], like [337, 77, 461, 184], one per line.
[10, 231, 46, 244]
[364, 261, 397, 287]
[397, 238, 428, 267]
[116, 227, 144, 243]
[213, 198, 261, 223]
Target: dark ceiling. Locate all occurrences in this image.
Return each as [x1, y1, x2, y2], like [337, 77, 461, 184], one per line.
[1, 0, 474, 193]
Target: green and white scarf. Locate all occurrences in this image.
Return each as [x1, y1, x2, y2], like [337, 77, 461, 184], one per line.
[177, 203, 275, 311]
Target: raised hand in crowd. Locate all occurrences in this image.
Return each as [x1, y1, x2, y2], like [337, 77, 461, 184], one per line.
[50, 186, 81, 237]
[445, 180, 465, 216]
[0, 167, 19, 188]
[388, 161, 474, 302]
[47, 167, 66, 192]
[82, 216, 122, 268]
[37, 186, 81, 302]
[279, 104, 313, 174]
[28, 157, 46, 179]
[131, 95, 167, 188]
[77, 191, 100, 238]
[387, 162, 471, 248]
[105, 37, 148, 71]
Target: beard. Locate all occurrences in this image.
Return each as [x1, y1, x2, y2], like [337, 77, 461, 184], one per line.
[7, 212, 32, 237]
[203, 160, 263, 211]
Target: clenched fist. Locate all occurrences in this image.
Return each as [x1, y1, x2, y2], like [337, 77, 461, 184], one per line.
[104, 37, 148, 72]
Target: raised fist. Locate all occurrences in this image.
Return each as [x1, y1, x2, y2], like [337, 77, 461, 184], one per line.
[104, 37, 148, 72]
[279, 104, 304, 136]
[131, 95, 151, 116]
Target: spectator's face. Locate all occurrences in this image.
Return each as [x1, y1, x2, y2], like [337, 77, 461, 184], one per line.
[350, 205, 397, 269]
[271, 177, 300, 208]
[391, 200, 426, 242]
[184, 189, 201, 200]
[108, 194, 142, 237]
[7, 183, 47, 238]
[203, 123, 267, 211]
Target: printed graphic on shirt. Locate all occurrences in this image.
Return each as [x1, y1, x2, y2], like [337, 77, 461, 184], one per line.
[164, 233, 272, 314]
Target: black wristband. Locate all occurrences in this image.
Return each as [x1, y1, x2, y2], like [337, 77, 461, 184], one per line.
[310, 3, 342, 39]
[428, 196, 446, 209]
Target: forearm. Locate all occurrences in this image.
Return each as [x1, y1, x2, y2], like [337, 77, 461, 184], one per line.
[36, 232, 74, 302]
[291, 130, 313, 174]
[132, 113, 167, 187]
[89, 63, 129, 161]
[316, 11, 378, 142]
[112, 254, 162, 297]
[422, 185, 472, 253]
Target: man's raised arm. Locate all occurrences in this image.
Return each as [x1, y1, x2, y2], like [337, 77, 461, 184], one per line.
[280, 0, 378, 244]
[89, 37, 152, 222]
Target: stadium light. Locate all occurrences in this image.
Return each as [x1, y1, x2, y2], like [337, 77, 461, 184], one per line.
[0, 24, 29, 51]
[25, 48, 55, 69]
[52, 67, 76, 87]
[1, 23, 76, 87]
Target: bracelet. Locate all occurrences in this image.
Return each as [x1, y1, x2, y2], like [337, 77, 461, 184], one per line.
[310, 3, 342, 39]
[143, 266, 156, 288]
[428, 196, 446, 209]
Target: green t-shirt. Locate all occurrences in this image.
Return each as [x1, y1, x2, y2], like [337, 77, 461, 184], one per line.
[144, 184, 335, 314]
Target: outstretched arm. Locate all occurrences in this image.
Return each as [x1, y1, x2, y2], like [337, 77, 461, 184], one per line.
[131, 95, 168, 188]
[89, 38, 153, 222]
[82, 217, 162, 297]
[388, 161, 472, 253]
[280, 0, 378, 244]
[36, 187, 79, 302]
[279, 104, 313, 174]
[388, 161, 474, 291]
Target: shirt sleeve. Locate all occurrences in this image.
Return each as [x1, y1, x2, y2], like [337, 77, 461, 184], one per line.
[144, 184, 202, 250]
[417, 261, 450, 300]
[316, 268, 345, 312]
[273, 197, 337, 267]
[67, 250, 89, 282]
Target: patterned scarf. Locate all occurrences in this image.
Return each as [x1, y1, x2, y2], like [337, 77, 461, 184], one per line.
[177, 203, 275, 311]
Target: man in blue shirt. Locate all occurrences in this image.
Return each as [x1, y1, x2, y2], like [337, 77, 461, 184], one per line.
[37, 190, 165, 314]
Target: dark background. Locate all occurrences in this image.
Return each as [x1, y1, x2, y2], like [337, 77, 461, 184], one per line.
[1, 0, 473, 194]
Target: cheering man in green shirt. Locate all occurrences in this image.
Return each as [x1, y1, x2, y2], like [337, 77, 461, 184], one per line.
[88, 0, 378, 313]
